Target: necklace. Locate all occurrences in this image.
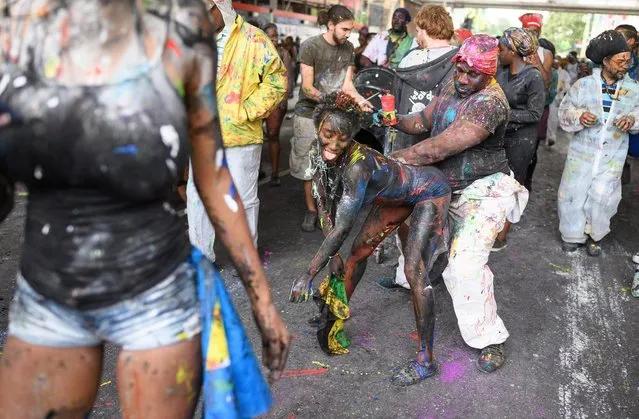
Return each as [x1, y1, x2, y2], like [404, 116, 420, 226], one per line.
[601, 75, 620, 101]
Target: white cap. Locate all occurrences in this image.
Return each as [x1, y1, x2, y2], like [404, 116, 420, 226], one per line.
[204, 0, 237, 29]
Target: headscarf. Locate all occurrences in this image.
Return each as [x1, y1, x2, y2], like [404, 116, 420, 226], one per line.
[452, 34, 499, 76]
[586, 30, 630, 65]
[454, 28, 473, 43]
[393, 7, 411, 23]
[519, 13, 543, 29]
[205, 0, 237, 29]
[500, 27, 538, 57]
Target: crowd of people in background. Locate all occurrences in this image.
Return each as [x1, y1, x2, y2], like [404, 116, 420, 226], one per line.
[256, 7, 639, 296]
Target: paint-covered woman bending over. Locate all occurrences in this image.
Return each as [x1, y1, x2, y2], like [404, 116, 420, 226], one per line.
[0, 1, 289, 417]
[289, 91, 451, 386]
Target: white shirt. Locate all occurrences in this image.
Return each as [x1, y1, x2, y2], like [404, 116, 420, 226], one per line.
[398, 45, 456, 69]
[362, 31, 391, 65]
[216, 25, 231, 74]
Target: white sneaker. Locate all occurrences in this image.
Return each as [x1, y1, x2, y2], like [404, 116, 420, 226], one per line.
[633, 252, 639, 265]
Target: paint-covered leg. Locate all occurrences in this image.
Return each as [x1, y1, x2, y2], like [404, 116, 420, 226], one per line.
[314, 206, 411, 355]
[391, 198, 447, 386]
[343, 205, 412, 299]
[118, 337, 201, 419]
[0, 337, 102, 418]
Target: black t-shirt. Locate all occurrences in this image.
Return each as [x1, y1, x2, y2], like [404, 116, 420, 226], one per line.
[496, 65, 545, 132]
[431, 80, 511, 191]
[295, 34, 355, 118]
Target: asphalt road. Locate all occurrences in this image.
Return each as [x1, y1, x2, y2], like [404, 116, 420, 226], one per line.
[0, 105, 638, 418]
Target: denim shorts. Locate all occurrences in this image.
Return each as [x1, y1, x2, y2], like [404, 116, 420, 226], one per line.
[8, 262, 201, 350]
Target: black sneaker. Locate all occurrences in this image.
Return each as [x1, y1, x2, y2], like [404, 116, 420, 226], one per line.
[477, 343, 505, 373]
[562, 241, 582, 253]
[586, 237, 602, 257]
[270, 175, 281, 187]
[301, 210, 318, 232]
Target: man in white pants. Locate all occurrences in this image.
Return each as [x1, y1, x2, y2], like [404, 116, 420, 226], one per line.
[186, 0, 287, 262]
[390, 35, 529, 372]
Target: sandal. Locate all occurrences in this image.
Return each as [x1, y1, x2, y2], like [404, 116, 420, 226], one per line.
[390, 360, 438, 386]
[477, 343, 505, 373]
[586, 237, 602, 257]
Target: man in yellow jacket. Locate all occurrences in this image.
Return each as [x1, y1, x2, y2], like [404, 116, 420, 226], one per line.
[187, 0, 287, 262]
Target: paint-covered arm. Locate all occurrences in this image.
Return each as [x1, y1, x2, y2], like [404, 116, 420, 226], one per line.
[300, 63, 322, 102]
[306, 164, 368, 278]
[625, 102, 639, 134]
[394, 99, 437, 134]
[180, 4, 289, 379]
[313, 171, 336, 236]
[393, 119, 489, 165]
[282, 49, 295, 98]
[508, 70, 545, 125]
[526, 49, 553, 87]
[558, 79, 588, 133]
[392, 92, 508, 166]
[290, 162, 369, 303]
[242, 35, 287, 122]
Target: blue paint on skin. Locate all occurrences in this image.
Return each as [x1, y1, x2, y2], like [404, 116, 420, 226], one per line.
[201, 84, 217, 108]
[444, 108, 456, 125]
[113, 144, 139, 155]
[229, 183, 238, 199]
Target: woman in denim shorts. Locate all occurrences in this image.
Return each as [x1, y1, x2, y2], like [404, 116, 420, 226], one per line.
[0, 1, 289, 417]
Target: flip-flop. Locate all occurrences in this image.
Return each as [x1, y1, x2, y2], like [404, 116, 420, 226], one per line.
[390, 360, 438, 386]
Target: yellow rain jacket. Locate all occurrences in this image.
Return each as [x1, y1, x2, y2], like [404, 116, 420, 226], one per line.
[217, 16, 287, 148]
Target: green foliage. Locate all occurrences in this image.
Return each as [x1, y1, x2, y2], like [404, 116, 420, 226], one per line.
[460, 9, 511, 36]
[543, 12, 588, 54]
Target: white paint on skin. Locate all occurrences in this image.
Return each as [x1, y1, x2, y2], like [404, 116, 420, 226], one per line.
[165, 159, 177, 176]
[224, 194, 239, 213]
[160, 125, 180, 158]
[215, 149, 225, 169]
[13, 76, 27, 88]
[46, 97, 60, 108]
[34, 166, 43, 180]
[0, 74, 11, 96]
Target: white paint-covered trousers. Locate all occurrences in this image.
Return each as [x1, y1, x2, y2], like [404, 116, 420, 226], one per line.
[186, 144, 261, 262]
[546, 101, 560, 143]
[396, 173, 529, 349]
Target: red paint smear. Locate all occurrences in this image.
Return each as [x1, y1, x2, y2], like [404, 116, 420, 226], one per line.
[93, 402, 114, 408]
[166, 39, 183, 58]
[409, 331, 419, 341]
